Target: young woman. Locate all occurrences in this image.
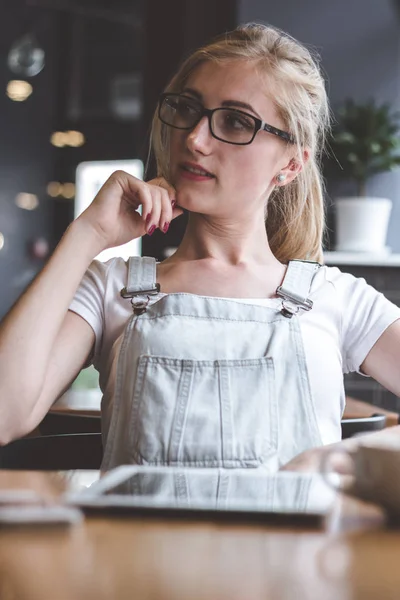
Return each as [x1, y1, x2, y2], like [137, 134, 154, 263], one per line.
[1, 23, 400, 471]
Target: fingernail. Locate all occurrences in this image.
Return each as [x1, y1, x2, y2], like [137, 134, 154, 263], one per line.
[146, 213, 152, 223]
[163, 222, 170, 234]
[148, 225, 156, 236]
[171, 200, 176, 208]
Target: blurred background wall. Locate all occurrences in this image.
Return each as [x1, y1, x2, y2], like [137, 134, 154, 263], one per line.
[2, 0, 400, 319]
[0, 0, 237, 319]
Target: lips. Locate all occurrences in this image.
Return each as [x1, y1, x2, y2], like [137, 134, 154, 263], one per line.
[180, 162, 215, 177]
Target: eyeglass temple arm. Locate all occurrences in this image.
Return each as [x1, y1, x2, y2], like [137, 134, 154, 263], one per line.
[261, 120, 295, 144]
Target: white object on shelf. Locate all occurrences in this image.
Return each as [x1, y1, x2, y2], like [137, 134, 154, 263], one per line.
[335, 197, 392, 252]
[75, 159, 143, 262]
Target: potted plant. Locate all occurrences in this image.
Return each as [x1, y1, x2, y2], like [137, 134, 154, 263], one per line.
[327, 98, 400, 252]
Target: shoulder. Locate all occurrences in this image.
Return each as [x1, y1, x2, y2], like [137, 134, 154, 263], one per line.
[87, 255, 128, 282]
[310, 264, 372, 299]
[78, 256, 131, 298]
[305, 264, 395, 332]
[71, 256, 130, 321]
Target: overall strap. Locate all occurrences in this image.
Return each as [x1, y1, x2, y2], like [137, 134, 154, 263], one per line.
[276, 259, 321, 318]
[120, 256, 160, 299]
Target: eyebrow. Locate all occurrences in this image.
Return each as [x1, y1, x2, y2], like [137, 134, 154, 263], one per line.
[181, 87, 262, 120]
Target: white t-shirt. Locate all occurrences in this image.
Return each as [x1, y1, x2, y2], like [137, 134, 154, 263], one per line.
[69, 258, 400, 446]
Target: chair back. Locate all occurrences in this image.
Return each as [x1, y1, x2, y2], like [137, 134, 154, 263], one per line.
[341, 414, 386, 439]
[0, 433, 103, 470]
[39, 413, 101, 435]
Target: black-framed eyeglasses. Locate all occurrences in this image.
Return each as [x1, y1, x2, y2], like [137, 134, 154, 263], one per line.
[158, 93, 295, 146]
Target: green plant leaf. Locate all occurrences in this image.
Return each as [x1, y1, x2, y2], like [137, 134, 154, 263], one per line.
[325, 98, 400, 190]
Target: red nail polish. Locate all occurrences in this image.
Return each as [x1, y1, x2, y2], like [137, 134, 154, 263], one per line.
[146, 213, 152, 223]
[163, 222, 170, 234]
[148, 225, 156, 236]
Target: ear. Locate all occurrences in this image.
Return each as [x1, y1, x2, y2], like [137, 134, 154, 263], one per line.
[276, 149, 310, 187]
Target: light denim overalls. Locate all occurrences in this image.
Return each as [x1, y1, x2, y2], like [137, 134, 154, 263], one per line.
[102, 257, 323, 472]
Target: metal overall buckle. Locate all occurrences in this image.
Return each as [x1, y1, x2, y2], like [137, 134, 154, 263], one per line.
[131, 296, 151, 315]
[120, 284, 160, 299]
[276, 287, 313, 319]
[120, 284, 161, 315]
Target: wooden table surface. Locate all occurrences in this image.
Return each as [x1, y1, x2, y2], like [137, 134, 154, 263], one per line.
[50, 389, 102, 417]
[0, 469, 399, 600]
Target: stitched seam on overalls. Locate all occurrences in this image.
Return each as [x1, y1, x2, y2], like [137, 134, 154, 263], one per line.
[168, 360, 194, 464]
[218, 362, 234, 467]
[153, 291, 281, 302]
[142, 313, 286, 325]
[137, 357, 274, 367]
[291, 318, 323, 447]
[263, 359, 279, 458]
[102, 314, 137, 467]
[132, 456, 265, 467]
[295, 475, 313, 509]
[130, 356, 151, 462]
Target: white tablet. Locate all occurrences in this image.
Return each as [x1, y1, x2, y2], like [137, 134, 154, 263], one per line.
[64, 466, 335, 525]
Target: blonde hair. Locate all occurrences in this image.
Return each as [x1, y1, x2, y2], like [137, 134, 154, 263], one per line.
[150, 23, 330, 263]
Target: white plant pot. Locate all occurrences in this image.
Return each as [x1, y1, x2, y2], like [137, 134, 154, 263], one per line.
[335, 197, 392, 252]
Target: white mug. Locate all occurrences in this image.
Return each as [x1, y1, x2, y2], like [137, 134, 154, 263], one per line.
[320, 436, 400, 516]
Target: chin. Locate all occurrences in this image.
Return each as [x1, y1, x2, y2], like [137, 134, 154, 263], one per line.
[174, 187, 207, 209]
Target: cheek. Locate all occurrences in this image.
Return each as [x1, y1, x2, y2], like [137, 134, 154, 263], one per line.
[228, 149, 277, 194]
[168, 135, 178, 165]
[168, 132, 186, 176]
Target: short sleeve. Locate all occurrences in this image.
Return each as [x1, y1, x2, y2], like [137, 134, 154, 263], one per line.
[69, 259, 112, 366]
[333, 271, 400, 374]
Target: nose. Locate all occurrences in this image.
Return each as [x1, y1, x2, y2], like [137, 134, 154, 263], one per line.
[186, 115, 213, 154]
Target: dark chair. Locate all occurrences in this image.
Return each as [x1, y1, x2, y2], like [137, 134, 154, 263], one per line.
[341, 414, 386, 439]
[39, 412, 101, 435]
[0, 433, 103, 470]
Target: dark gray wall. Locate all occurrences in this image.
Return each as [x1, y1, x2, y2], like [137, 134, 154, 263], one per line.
[0, 1, 145, 320]
[239, 0, 400, 251]
[0, 2, 58, 319]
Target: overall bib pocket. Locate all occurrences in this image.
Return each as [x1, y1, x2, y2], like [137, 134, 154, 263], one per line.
[129, 355, 278, 467]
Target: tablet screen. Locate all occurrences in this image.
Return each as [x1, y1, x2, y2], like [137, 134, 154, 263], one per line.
[68, 467, 335, 522]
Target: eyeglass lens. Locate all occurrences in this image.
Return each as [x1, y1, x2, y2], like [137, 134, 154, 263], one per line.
[160, 96, 256, 144]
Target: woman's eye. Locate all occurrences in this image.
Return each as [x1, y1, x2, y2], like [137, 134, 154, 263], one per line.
[167, 98, 196, 114]
[178, 101, 198, 116]
[224, 113, 253, 130]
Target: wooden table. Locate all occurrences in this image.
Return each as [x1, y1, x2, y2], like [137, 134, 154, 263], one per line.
[344, 396, 399, 427]
[51, 389, 399, 427]
[0, 469, 399, 599]
[50, 389, 102, 417]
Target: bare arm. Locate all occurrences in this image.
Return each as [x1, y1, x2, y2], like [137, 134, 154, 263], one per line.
[0, 221, 103, 443]
[0, 171, 181, 444]
[360, 318, 400, 394]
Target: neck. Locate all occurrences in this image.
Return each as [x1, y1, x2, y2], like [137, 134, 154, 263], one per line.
[172, 210, 280, 267]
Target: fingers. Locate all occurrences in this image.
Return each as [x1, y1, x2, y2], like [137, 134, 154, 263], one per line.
[150, 177, 185, 222]
[145, 177, 183, 235]
[132, 184, 152, 222]
[145, 187, 163, 236]
[109, 171, 182, 237]
[151, 177, 176, 203]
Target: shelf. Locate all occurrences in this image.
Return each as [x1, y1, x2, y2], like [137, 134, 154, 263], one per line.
[323, 251, 400, 267]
